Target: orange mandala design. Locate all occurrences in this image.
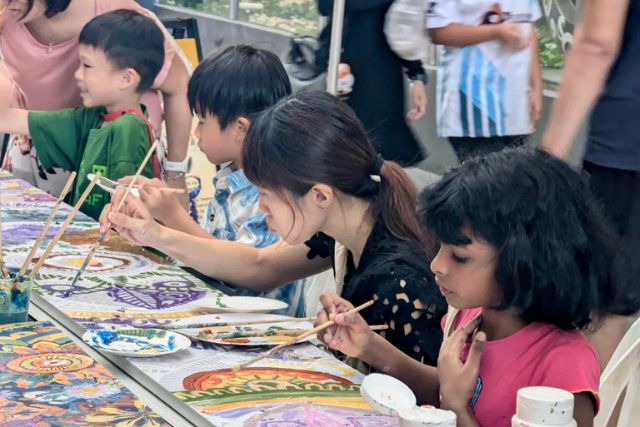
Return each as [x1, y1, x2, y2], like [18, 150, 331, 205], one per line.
[6, 353, 94, 374]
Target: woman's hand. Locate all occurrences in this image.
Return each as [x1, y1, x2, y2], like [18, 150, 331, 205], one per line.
[99, 188, 163, 246]
[437, 315, 486, 413]
[117, 176, 182, 224]
[316, 294, 375, 358]
[407, 80, 427, 121]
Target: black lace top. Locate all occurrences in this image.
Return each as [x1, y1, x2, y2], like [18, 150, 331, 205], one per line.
[305, 223, 447, 366]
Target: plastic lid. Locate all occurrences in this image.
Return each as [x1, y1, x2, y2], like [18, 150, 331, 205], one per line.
[512, 415, 577, 427]
[399, 406, 457, 426]
[360, 373, 416, 416]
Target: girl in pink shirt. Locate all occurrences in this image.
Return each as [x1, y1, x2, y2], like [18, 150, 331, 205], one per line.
[0, 0, 190, 196]
[317, 149, 639, 426]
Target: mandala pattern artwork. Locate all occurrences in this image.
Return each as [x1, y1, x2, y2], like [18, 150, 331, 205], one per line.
[0, 322, 169, 427]
[1, 171, 390, 425]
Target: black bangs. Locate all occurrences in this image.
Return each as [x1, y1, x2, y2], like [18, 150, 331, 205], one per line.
[79, 10, 164, 93]
[242, 96, 314, 196]
[421, 170, 472, 246]
[187, 45, 292, 130]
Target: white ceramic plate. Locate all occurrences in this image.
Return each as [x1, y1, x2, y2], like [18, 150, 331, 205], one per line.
[87, 173, 139, 198]
[361, 373, 417, 416]
[82, 328, 190, 357]
[197, 295, 289, 313]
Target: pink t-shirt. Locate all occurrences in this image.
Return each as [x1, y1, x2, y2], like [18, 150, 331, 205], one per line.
[443, 308, 600, 427]
[0, 0, 174, 131]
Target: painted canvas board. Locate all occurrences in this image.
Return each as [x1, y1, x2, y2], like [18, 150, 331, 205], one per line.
[1, 172, 396, 426]
[0, 321, 169, 426]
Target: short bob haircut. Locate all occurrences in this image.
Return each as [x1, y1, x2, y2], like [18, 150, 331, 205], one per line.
[187, 45, 292, 130]
[420, 148, 638, 330]
[79, 9, 164, 94]
[22, 0, 71, 19]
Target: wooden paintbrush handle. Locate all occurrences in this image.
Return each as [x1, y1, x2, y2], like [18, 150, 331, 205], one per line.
[232, 299, 374, 371]
[113, 141, 157, 215]
[29, 173, 102, 278]
[19, 172, 77, 276]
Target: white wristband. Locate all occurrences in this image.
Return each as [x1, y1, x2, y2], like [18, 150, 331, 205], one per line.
[164, 156, 192, 173]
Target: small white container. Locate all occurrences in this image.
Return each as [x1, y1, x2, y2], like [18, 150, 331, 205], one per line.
[360, 373, 416, 416]
[399, 406, 457, 427]
[512, 387, 577, 427]
[360, 373, 456, 426]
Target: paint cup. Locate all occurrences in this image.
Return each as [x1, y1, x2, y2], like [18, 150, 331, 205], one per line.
[512, 387, 577, 427]
[399, 406, 457, 427]
[360, 373, 416, 417]
[0, 275, 32, 324]
[361, 374, 457, 426]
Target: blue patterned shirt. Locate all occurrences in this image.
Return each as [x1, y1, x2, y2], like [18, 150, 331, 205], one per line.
[201, 165, 307, 316]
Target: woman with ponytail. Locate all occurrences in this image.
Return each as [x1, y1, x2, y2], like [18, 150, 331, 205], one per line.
[101, 91, 447, 366]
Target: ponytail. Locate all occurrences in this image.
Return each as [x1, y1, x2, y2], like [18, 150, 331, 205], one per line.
[374, 161, 426, 248]
[243, 91, 426, 249]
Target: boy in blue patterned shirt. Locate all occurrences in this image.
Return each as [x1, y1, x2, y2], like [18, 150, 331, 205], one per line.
[119, 45, 307, 316]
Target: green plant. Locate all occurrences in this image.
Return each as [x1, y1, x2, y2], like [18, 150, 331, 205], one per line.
[537, 22, 567, 69]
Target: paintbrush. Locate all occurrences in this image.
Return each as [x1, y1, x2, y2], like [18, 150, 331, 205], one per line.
[29, 173, 102, 278]
[18, 172, 77, 277]
[202, 328, 314, 339]
[63, 142, 158, 297]
[116, 184, 185, 194]
[149, 316, 318, 330]
[231, 300, 374, 371]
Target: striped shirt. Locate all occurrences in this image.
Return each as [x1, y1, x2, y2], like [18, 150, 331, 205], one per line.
[427, 0, 541, 138]
[201, 164, 307, 316]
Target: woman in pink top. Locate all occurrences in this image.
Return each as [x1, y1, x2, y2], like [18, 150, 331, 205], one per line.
[316, 149, 639, 426]
[0, 0, 191, 196]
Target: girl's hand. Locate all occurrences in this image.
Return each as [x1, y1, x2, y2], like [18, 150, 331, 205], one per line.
[407, 80, 427, 121]
[117, 176, 181, 224]
[99, 188, 162, 246]
[316, 294, 374, 358]
[438, 316, 486, 413]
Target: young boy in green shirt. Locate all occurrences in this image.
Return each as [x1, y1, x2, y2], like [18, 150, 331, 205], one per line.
[0, 9, 164, 220]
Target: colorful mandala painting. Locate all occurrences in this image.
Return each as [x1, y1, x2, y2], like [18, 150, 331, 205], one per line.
[0, 322, 170, 427]
[175, 366, 387, 424]
[1, 172, 386, 426]
[244, 404, 398, 427]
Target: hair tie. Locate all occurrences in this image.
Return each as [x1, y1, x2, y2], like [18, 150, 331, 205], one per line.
[353, 154, 385, 197]
[370, 154, 385, 183]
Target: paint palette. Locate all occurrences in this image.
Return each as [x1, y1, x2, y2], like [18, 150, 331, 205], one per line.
[198, 295, 289, 313]
[183, 320, 314, 346]
[87, 173, 139, 198]
[82, 328, 190, 357]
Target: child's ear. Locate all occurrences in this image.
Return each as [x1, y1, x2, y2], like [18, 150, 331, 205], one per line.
[234, 117, 251, 143]
[309, 184, 334, 209]
[120, 68, 141, 92]
[236, 117, 250, 133]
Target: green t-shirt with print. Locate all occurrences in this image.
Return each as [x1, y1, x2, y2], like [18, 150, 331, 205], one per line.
[28, 106, 154, 220]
